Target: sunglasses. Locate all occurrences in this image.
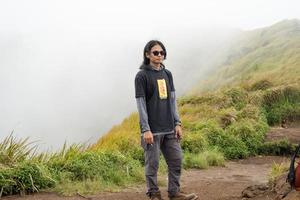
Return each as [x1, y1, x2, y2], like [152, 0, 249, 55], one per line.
[151, 51, 165, 56]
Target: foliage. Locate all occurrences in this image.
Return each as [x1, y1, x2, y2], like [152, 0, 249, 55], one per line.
[181, 131, 208, 153]
[258, 139, 297, 156]
[183, 149, 224, 169]
[268, 162, 289, 184]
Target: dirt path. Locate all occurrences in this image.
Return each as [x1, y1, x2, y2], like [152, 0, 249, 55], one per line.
[3, 124, 299, 200]
[265, 123, 300, 143]
[1, 156, 289, 200]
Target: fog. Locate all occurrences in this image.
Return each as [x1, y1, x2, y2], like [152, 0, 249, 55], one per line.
[0, 0, 299, 150]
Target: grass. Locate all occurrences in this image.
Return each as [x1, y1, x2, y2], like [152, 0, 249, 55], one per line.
[0, 133, 38, 167]
[268, 162, 289, 184]
[183, 149, 225, 169]
[0, 138, 144, 197]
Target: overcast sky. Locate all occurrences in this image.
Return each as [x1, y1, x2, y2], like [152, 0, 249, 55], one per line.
[0, 0, 299, 151]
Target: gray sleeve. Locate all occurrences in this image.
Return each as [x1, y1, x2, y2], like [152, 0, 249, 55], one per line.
[171, 91, 181, 126]
[136, 97, 151, 133]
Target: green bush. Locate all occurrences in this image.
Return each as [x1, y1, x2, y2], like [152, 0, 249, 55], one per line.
[226, 119, 266, 155]
[263, 101, 300, 125]
[181, 132, 208, 153]
[183, 149, 224, 169]
[262, 86, 300, 125]
[202, 149, 225, 166]
[204, 125, 249, 159]
[225, 88, 248, 110]
[114, 139, 144, 165]
[0, 162, 55, 196]
[237, 104, 261, 120]
[63, 151, 143, 185]
[183, 153, 208, 169]
[0, 167, 15, 196]
[250, 79, 273, 91]
[258, 139, 297, 156]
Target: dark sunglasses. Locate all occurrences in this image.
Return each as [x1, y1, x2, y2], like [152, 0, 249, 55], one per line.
[151, 51, 165, 56]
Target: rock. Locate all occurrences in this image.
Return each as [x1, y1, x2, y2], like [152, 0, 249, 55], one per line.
[242, 184, 269, 198]
[282, 190, 300, 200]
[274, 174, 292, 198]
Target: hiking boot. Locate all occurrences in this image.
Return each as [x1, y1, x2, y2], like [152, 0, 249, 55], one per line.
[147, 191, 164, 200]
[169, 192, 198, 200]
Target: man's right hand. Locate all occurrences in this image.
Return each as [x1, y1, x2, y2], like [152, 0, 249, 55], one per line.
[143, 130, 154, 144]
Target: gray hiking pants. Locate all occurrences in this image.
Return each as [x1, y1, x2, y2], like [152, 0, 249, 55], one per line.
[141, 133, 183, 197]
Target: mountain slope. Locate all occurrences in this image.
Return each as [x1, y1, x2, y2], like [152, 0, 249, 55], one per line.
[190, 19, 300, 94]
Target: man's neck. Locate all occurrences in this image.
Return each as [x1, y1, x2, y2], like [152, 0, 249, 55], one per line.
[150, 63, 161, 71]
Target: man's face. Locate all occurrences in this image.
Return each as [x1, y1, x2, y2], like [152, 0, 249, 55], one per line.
[146, 44, 165, 65]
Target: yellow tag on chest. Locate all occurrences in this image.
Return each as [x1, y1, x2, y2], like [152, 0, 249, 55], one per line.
[157, 79, 168, 99]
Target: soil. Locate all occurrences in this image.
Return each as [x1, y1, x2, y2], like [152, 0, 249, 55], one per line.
[265, 122, 300, 144]
[2, 125, 300, 200]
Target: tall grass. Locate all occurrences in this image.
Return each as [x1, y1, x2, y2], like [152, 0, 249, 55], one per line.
[268, 162, 289, 184]
[262, 85, 300, 125]
[0, 135, 144, 197]
[0, 132, 38, 167]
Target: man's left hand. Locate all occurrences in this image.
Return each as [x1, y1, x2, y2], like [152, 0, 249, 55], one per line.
[175, 125, 182, 140]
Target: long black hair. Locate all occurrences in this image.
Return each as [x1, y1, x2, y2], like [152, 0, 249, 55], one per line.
[140, 40, 167, 69]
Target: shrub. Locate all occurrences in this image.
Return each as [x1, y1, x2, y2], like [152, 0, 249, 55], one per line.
[250, 79, 273, 91]
[0, 134, 37, 167]
[183, 153, 208, 169]
[181, 132, 208, 153]
[204, 125, 249, 159]
[268, 162, 289, 184]
[258, 139, 297, 156]
[63, 151, 143, 185]
[226, 119, 266, 155]
[183, 149, 225, 169]
[114, 139, 144, 165]
[262, 86, 300, 125]
[0, 162, 55, 196]
[225, 88, 248, 110]
[202, 149, 225, 166]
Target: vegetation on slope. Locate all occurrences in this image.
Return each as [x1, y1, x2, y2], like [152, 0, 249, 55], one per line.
[190, 19, 300, 93]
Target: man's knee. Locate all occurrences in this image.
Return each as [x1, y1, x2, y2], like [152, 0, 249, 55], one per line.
[145, 157, 159, 175]
[167, 157, 182, 170]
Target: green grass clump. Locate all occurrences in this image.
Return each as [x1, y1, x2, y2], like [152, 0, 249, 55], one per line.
[258, 139, 297, 156]
[249, 79, 273, 91]
[183, 153, 208, 169]
[202, 149, 225, 166]
[262, 86, 300, 125]
[204, 125, 249, 159]
[224, 88, 248, 110]
[63, 151, 143, 184]
[181, 131, 208, 153]
[183, 149, 225, 169]
[226, 119, 267, 155]
[0, 162, 55, 196]
[113, 139, 144, 165]
[0, 133, 37, 167]
[268, 162, 289, 184]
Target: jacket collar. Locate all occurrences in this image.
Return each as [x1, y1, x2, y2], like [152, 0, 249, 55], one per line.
[140, 63, 165, 71]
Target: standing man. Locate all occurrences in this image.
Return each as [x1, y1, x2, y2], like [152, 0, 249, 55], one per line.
[134, 40, 198, 200]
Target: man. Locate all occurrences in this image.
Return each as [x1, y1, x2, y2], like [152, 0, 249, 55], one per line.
[134, 40, 198, 200]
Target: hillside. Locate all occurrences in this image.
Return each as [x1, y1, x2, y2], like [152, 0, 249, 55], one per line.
[190, 19, 300, 94]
